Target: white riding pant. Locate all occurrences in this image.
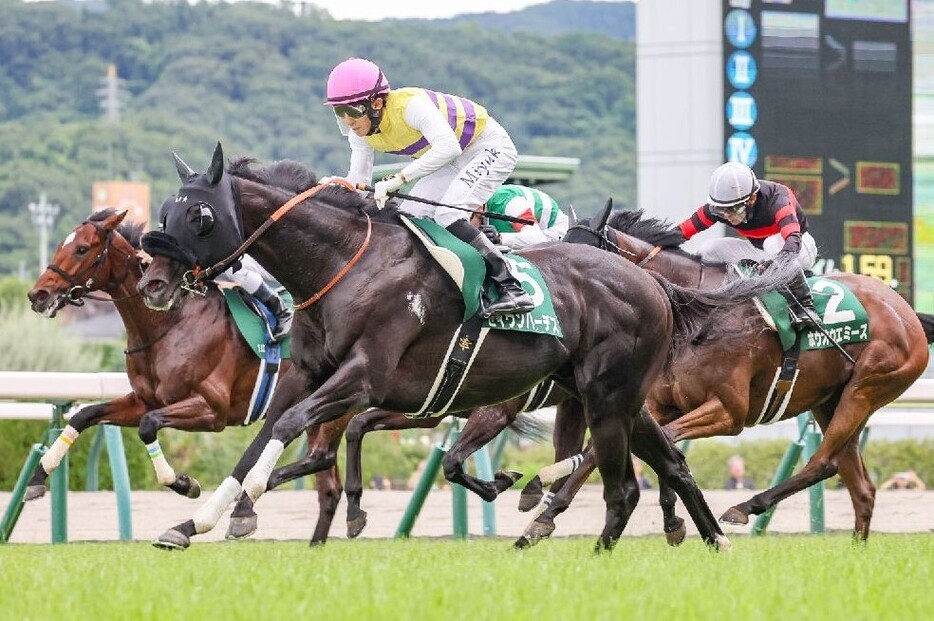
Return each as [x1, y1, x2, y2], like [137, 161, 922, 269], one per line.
[398, 118, 518, 229]
[699, 231, 817, 270]
[220, 254, 271, 294]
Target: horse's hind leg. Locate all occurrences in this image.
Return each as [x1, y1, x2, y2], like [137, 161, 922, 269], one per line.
[721, 399, 873, 527]
[631, 407, 729, 549]
[442, 404, 523, 502]
[834, 433, 875, 541]
[344, 409, 442, 538]
[309, 466, 343, 545]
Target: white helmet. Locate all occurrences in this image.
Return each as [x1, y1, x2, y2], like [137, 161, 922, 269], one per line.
[707, 162, 760, 209]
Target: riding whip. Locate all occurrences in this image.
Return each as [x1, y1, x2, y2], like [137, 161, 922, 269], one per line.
[354, 183, 536, 225]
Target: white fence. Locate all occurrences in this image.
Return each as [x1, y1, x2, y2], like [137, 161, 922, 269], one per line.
[1, 372, 934, 432]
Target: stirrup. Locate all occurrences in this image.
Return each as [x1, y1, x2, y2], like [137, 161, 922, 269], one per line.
[789, 307, 821, 329]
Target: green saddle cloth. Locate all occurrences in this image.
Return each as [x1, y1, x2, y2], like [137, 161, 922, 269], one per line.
[759, 276, 870, 352]
[404, 217, 563, 338]
[222, 287, 292, 359]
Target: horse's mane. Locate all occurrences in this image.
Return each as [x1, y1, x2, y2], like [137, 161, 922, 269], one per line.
[89, 208, 145, 250]
[226, 157, 403, 225]
[608, 209, 729, 269]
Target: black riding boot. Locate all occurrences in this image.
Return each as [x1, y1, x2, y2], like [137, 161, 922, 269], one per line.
[446, 219, 535, 318]
[782, 268, 821, 330]
[253, 281, 293, 341]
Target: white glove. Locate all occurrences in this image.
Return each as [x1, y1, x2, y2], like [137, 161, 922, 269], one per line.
[373, 173, 405, 210]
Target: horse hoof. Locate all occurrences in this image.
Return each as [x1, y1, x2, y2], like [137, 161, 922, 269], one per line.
[521, 520, 555, 547]
[518, 476, 543, 512]
[24, 485, 47, 502]
[152, 529, 190, 551]
[719, 507, 749, 525]
[513, 536, 532, 550]
[225, 515, 258, 540]
[664, 519, 687, 547]
[494, 470, 523, 493]
[347, 513, 368, 539]
[713, 534, 733, 552]
[186, 476, 202, 499]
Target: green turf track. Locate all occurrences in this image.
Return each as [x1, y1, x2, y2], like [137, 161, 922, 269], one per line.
[2, 534, 932, 620]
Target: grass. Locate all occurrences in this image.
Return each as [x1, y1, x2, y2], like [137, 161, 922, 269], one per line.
[2, 534, 933, 620]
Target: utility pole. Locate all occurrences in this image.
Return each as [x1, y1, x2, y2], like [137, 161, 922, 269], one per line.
[97, 64, 127, 179]
[28, 193, 60, 274]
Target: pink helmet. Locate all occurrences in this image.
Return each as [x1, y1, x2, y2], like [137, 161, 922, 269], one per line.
[325, 58, 390, 105]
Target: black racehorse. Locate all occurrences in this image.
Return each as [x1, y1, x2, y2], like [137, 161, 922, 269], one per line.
[137, 143, 797, 551]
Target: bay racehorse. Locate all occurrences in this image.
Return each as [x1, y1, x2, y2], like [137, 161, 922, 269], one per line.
[25, 208, 346, 544]
[137, 143, 797, 551]
[531, 204, 934, 541]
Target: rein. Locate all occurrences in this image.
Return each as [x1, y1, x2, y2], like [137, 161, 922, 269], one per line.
[123, 323, 173, 355]
[195, 179, 372, 310]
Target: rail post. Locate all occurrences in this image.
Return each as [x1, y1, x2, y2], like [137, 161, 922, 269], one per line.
[0, 444, 44, 542]
[48, 403, 69, 543]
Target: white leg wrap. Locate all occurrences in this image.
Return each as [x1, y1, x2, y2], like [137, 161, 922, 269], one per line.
[531, 491, 556, 519]
[39, 425, 79, 473]
[243, 440, 284, 502]
[538, 454, 581, 486]
[146, 440, 177, 486]
[192, 477, 242, 534]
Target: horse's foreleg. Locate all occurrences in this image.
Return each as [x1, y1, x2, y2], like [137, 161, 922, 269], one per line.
[514, 448, 596, 549]
[227, 417, 349, 542]
[310, 467, 343, 545]
[519, 398, 588, 512]
[344, 409, 441, 538]
[664, 398, 743, 443]
[27, 396, 142, 501]
[442, 405, 522, 502]
[153, 369, 310, 551]
[138, 397, 223, 499]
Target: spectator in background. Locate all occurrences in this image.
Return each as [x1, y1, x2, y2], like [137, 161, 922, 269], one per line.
[725, 455, 755, 490]
[880, 469, 926, 490]
[633, 457, 652, 490]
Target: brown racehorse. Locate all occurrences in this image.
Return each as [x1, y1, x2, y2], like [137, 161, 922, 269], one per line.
[532, 205, 934, 542]
[25, 209, 346, 544]
[136, 144, 794, 551]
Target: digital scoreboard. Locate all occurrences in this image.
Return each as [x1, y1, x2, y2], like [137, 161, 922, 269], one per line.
[722, 0, 912, 300]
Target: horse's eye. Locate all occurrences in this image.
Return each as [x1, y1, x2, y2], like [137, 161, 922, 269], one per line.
[76, 245, 89, 256]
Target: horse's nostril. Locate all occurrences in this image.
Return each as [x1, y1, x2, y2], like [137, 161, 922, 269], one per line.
[27, 289, 48, 305]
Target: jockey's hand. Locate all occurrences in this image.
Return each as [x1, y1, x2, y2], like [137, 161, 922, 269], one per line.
[318, 176, 346, 186]
[479, 224, 501, 245]
[755, 259, 774, 274]
[373, 173, 405, 209]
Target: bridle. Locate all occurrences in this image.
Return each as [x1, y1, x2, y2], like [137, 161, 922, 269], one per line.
[45, 221, 142, 307]
[566, 223, 635, 260]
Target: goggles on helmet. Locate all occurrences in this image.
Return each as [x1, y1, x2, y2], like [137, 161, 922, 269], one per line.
[332, 103, 368, 119]
[710, 201, 748, 219]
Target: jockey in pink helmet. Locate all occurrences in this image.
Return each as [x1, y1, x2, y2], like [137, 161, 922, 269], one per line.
[323, 57, 533, 318]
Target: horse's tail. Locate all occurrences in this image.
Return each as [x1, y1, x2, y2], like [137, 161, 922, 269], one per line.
[649, 261, 801, 361]
[508, 411, 554, 445]
[916, 312, 934, 344]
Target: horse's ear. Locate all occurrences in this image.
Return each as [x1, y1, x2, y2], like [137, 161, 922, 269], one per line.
[207, 142, 224, 185]
[567, 203, 578, 227]
[102, 209, 129, 230]
[173, 152, 196, 182]
[594, 197, 614, 231]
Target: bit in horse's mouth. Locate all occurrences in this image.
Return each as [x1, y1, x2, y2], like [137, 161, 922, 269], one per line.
[143, 297, 173, 312]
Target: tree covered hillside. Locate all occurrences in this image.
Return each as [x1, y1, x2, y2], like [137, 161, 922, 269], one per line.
[0, 0, 635, 277]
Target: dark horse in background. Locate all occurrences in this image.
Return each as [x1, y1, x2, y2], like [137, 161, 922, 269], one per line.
[527, 205, 933, 542]
[137, 143, 796, 551]
[25, 209, 346, 544]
